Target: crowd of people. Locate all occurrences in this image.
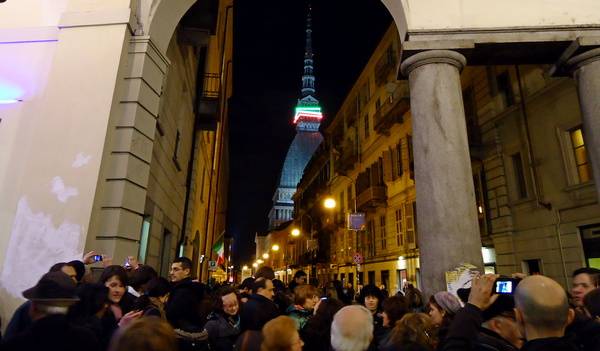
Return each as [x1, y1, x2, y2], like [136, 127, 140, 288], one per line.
[1, 252, 600, 351]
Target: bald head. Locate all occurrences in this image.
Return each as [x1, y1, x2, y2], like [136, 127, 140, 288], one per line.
[331, 305, 373, 351]
[515, 276, 569, 337]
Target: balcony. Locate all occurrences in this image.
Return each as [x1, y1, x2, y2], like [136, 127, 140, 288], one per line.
[357, 186, 387, 211]
[335, 143, 358, 174]
[196, 73, 220, 130]
[374, 83, 410, 136]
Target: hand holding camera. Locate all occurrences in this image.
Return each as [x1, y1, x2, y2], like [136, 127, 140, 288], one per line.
[468, 274, 499, 311]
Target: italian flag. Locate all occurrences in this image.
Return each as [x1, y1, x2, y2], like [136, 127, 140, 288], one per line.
[213, 239, 225, 266]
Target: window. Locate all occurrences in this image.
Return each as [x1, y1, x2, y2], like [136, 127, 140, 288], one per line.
[138, 216, 151, 264]
[367, 220, 376, 257]
[405, 202, 415, 246]
[396, 143, 403, 178]
[496, 71, 515, 108]
[570, 128, 593, 183]
[381, 270, 390, 290]
[511, 152, 528, 199]
[160, 229, 173, 277]
[364, 114, 370, 139]
[380, 215, 387, 250]
[395, 208, 403, 247]
[368, 271, 375, 284]
[522, 259, 542, 275]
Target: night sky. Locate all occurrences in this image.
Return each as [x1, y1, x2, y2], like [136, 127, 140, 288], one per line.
[228, 0, 392, 264]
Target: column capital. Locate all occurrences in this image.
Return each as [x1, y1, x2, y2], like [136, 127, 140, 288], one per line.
[400, 50, 467, 77]
[566, 47, 600, 74]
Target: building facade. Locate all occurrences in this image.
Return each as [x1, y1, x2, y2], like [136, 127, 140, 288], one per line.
[0, 0, 232, 324]
[268, 7, 323, 229]
[294, 22, 600, 294]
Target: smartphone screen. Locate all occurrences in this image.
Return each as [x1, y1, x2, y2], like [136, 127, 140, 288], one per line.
[495, 280, 513, 294]
[93, 255, 103, 262]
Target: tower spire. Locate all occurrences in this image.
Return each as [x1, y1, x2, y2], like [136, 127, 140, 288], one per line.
[301, 3, 315, 97]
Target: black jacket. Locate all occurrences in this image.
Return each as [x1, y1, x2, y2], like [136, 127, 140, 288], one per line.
[240, 294, 279, 331]
[476, 328, 519, 351]
[442, 303, 518, 351]
[1, 314, 100, 351]
[567, 312, 600, 351]
[166, 278, 207, 332]
[204, 312, 240, 351]
[521, 337, 579, 351]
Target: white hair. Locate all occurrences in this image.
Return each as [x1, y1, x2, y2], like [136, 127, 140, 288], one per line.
[331, 305, 373, 351]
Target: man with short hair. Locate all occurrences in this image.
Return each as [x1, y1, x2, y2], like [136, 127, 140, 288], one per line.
[331, 305, 373, 351]
[239, 277, 279, 331]
[571, 267, 600, 307]
[515, 275, 578, 350]
[288, 270, 307, 292]
[0, 271, 100, 351]
[165, 257, 208, 351]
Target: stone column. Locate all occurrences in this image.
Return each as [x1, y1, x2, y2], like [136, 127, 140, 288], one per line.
[401, 50, 483, 296]
[568, 48, 600, 197]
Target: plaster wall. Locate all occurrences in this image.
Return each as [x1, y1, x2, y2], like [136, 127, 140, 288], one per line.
[383, 0, 600, 39]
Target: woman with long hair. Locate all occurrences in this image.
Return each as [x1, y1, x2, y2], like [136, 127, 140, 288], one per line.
[427, 292, 462, 349]
[300, 298, 344, 351]
[381, 313, 436, 351]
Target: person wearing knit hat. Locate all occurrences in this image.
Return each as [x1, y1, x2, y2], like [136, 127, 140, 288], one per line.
[428, 291, 463, 349]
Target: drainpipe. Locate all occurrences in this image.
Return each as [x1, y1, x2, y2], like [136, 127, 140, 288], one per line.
[514, 65, 552, 211]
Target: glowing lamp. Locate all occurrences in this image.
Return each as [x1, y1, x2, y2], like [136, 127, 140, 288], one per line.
[323, 197, 337, 209]
[291, 228, 301, 237]
[257, 259, 264, 264]
[272, 244, 280, 252]
[243, 265, 248, 270]
[252, 263, 258, 268]
[262, 253, 269, 259]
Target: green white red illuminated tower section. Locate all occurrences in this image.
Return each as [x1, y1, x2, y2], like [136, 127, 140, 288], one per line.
[268, 5, 323, 229]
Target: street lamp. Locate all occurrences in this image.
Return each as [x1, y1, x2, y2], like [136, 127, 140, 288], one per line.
[323, 197, 336, 209]
[257, 259, 264, 264]
[262, 253, 269, 259]
[291, 228, 301, 237]
[243, 265, 248, 270]
[272, 244, 280, 252]
[252, 262, 258, 268]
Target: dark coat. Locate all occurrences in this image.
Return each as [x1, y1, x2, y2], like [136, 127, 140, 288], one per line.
[476, 328, 519, 351]
[0, 314, 100, 351]
[204, 312, 240, 351]
[520, 337, 579, 351]
[239, 294, 279, 331]
[367, 312, 385, 351]
[3, 301, 31, 341]
[166, 278, 207, 332]
[567, 312, 600, 351]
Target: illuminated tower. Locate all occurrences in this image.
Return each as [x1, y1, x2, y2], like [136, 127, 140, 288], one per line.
[269, 5, 323, 229]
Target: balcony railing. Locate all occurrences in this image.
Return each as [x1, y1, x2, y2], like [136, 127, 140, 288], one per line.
[374, 83, 410, 135]
[335, 140, 358, 174]
[357, 185, 387, 210]
[196, 73, 220, 130]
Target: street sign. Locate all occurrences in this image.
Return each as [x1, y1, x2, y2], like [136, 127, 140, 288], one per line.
[208, 260, 217, 271]
[348, 212, 366, 230]
[353, 252, 363, 264]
